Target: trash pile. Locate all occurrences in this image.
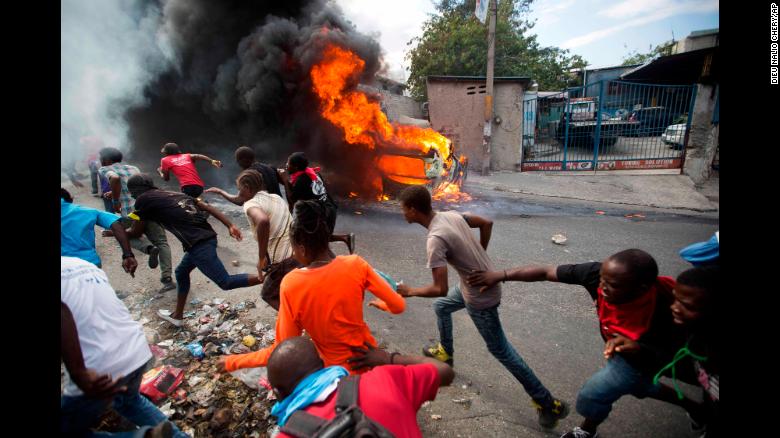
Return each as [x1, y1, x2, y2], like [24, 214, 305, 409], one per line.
[97, 296, 280, 437]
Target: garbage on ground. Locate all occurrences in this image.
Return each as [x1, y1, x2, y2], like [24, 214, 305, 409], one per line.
[140, 365, 185, 403]
[186, 342, 205, 360]
[231, 260, 240, 267]
[595, 210, 606, 215]
[82, 296, 279, 435]
[624, 213, 646, 219]
[431, 414, 442, 420]
[551, 234, 568, 245]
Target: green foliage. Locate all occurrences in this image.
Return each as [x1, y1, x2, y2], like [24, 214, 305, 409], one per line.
[405, 0, 587, 101]
[621, 40, 676, 66]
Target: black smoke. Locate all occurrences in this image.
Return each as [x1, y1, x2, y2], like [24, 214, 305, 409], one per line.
[124, 0, 387, 194]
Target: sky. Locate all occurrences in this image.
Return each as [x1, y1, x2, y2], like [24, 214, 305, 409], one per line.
[336, 0, 719, 82]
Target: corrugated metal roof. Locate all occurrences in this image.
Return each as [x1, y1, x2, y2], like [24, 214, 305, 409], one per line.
[688, 28, 718, 37]
[426, 75, 531, 83]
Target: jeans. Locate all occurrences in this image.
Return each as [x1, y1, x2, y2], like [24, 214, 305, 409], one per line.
[60, 360, 189, 437]
[175, 238, 250, 295]
[119, 218, 173, 282]
[102, 197, 114, 213]
[575, 354, 662, 423]
[89, 161, 100, 194]
[433, 285, 554, 406]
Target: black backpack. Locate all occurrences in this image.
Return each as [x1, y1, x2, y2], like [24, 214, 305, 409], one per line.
[280, 375, 396, 438]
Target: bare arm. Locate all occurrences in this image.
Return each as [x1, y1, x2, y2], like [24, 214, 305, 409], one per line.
[123, 219, 146, 239]
[246, 207, 270, 268]
[462, 213, 493, 250]
[277, 169, 295, 210]
[203, 187, 251, 206]
[109, 175, 122, 213]
[191, 154, 222, 168]
[347, 344, 455, 387]
[195, 199, 242, 241]
[466, 265, 559, 293]
[397, 266, 449, 298]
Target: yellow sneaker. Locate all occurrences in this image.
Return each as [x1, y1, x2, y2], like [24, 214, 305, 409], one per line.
[422, 342, 453, 366]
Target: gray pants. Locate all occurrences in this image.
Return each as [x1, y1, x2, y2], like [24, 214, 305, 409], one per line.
[120, 218, 172, 282]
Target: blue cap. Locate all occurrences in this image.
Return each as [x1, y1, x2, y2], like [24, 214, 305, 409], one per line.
[679, 232, 719, 266]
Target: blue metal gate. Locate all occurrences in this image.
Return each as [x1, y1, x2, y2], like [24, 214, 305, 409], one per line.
[521, 80, 697, 171]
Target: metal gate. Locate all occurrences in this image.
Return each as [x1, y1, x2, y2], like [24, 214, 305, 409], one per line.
[521, 80, 697, 171]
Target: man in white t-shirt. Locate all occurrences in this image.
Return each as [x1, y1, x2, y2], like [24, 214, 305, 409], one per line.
[60, 256, 188, 438]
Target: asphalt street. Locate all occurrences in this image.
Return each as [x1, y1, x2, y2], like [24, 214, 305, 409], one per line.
[73, 178, 718, 438]
[332, 187, 717, 438]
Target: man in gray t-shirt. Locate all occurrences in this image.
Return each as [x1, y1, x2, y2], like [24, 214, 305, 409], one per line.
[396, 186, 569, 429]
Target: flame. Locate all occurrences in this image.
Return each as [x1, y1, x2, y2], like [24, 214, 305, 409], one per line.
[348, 192, 359, 198]
[310, 43, 470, 202]
[376, 194, 390, 201]
[432, 182, 473, 202]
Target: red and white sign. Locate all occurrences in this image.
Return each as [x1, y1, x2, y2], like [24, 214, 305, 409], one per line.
[522, 158, 682, 172]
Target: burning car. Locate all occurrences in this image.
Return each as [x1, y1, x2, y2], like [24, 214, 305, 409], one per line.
[310, 43, 470, 201]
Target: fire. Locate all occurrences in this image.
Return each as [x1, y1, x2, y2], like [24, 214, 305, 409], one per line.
[348, 192, 359, 198]
[376, 194, 390, 201]
[432, 181, 472, 202]
[310, 43, 470, 202]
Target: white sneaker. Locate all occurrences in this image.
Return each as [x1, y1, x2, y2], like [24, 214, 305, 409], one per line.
[157, 309, 183, 327]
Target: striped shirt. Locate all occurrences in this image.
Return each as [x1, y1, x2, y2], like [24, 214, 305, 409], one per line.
[98, 163, 141, 217]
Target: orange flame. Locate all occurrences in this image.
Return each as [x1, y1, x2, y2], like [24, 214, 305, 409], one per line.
[432, 182, 473, 202]
[310, 43, 470, 202]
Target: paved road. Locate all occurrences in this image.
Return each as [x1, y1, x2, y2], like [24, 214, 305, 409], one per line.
[333, 188, 717, 438]
[75, 179, 717, 438]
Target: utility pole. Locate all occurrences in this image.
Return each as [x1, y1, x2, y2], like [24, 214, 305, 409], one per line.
[481, 0, 497, 176]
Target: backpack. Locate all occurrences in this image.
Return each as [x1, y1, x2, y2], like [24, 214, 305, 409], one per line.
[280, 375, 396, 438]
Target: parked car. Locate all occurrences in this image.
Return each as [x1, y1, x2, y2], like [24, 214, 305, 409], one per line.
[662, 123, 687, 150]
[628, 106, 676, 136]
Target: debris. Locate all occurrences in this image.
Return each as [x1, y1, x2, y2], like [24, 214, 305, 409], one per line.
[199, 315, 213, 324]
[213, 298, 225, 305]
[218, 303, 230, 312]
[159, 401, 175, 417]
[138, 317, 150, 326]
[139, 365, 185, 403]
[183, 311, 197, 319]
[354, 211, 363, 215]
[230, 343, 251, 354]
[190, 298, 202, 305]
[624, 213, 646, 219]
[210, 407, 233, 431]
[149, 345, 168, 359]
[261, 329, 276, 345]
[187, 376, 205, 387]
[231, 260, 240, 267]
[452, 398, 472, 407]
[595, 210, 606, 215]
[431, 414, 442, 420]
[157, 339, 174, 348]
[158, 309, 172, 317]
[242, 335, 256, 348]
[186, 342, 205, 360]
[230, 367, 267, 390]
[551, 234, 568, 245]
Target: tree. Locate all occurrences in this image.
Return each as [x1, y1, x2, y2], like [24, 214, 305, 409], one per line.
[621, 40, 676, 66]
[405, 0, 587, 101]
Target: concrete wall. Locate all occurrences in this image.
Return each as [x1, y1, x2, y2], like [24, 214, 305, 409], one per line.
[427, 80, 524, 171]
[683, 83, 718, 184]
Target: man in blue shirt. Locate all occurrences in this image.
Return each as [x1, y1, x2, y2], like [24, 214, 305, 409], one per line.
[61, 188, 138, 276]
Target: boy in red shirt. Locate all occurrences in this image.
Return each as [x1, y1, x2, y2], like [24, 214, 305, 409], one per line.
[158, 142, 222, 198]
[268, 336, 453, 438]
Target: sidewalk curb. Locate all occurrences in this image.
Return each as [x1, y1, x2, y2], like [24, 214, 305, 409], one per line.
[471, 182, 719, 213]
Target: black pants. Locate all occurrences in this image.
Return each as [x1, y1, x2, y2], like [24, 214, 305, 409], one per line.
[181, 185, 204, 198]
